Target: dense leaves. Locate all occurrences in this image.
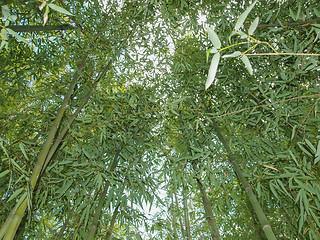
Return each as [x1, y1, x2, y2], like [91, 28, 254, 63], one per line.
[1, 0, 320, 239]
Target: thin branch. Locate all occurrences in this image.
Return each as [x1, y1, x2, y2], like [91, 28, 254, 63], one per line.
[245, 52, 320, 56]
[257, 19, 320, 28]
[7, 24, 77, 32]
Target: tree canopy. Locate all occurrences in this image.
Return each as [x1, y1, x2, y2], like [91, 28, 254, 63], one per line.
[1, 0, 320, 239]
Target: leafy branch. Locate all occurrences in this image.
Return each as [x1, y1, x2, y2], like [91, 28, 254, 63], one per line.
[0, 2, 74, 51]
[205, 1, 320, 90]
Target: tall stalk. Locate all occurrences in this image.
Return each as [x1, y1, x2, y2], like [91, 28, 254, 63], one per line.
[245, 198, 267, 240]
[202, 99, 277, 240]
[178, 113, 221, 239]
[0, 55, 88, 240]
[182, 178, 191, 240]
[41, 60, 113, 172]
[171, 193, 179, 239]
[174, 189, 186, 240]
[192, 162, 221, 240]
[7, 24, 77, 32]
[105, 202, 120, 240]
[1, 58, 113, 240]
[87, 143, 124, 240]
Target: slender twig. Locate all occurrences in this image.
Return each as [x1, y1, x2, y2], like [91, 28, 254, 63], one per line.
[245, 52, 320, 56]
[7, 24, 77, 32]
[257, 19, 320, 28]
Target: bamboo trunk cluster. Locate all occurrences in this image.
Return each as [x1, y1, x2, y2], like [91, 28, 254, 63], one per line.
[0, 57, 113, 240]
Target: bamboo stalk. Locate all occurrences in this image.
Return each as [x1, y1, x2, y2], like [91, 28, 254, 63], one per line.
[245, 52, 320, 56]
[105, 202, 120, 240]
[245, 198, 268, 240]
[179, 217, 186, 240]
[178, 113, 221, 239]
[87, 143, 124, 240]
[257, 19, 320, 28]
[41, 60, 113, 173]
[193, 162, 221, 240]
[201, 98, 277, 240]
[7, 24, 77, 32]
[171, 193, 179, 239]
[0, 55, 88, 240]
[182, 179, 191, 240]
[174, 189, 186, 240]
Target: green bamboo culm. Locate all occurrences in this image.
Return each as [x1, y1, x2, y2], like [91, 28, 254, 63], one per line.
[202, 99, 277, 240]
[87, 143, 124, 240]
[105, 202, 120, 240]
[193, 163, 221, 240]
[0, 55, 88, 240]
[178, 113, 221, 240]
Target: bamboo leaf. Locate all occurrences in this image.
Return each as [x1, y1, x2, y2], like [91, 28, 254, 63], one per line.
[295, 179, 315, 195]
[8, 14, 17, 22]
[84, 205, 90, 228]
[305, 139, 316, 154]
[206, 49, 210, 63]
[288, 150, 300, 166]
[301, 190, 309, 212]
[208, 27, 221, 49]
[222, 51, 242, 58]
[39, 1, 46, 11]
[83, 149, 93, 159]
[309, 209, 320, 229]
[48, 3, 74, 16]
[2, 5, 9, 18]
[289, 8, 297, 20]
[295, 189, 302, 204]
[210, 47, 218, 53]
[16, 192, 27, 208]
[79, 206, 87, 225]
[95, 174, 103, 190]
[298, 215, 304, 233]
[238, 30, 248, 39]
[276, 179, 292, 199]
[256, 182, 261, 197]
[269, 182, 278, 198]
[0, 170, 10, 178]
[205, 52, 220, 90]
[10, 158, 24, 173]
[241, 55, 253, 75]
[297, 142, 313, 156]
[234, 1, 257, 31]
[56, 179, 73, 198]
[6, 28, 28, 44]
[171, 97, 187, 105]
[248, 17, 259, 35]
[1, 29, 8, 41]
[8, 188, 24, 202]
[297, 4, 301, 20]
[19, 143, 29, 161]
[43, 5, 49, 25]
[291, 125, 297, 140]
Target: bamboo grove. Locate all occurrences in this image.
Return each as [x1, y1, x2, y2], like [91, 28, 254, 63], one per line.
[0, 0, 320, 239]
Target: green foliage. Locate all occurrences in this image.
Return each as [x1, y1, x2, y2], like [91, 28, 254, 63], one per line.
[1, 0, 320, 239]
